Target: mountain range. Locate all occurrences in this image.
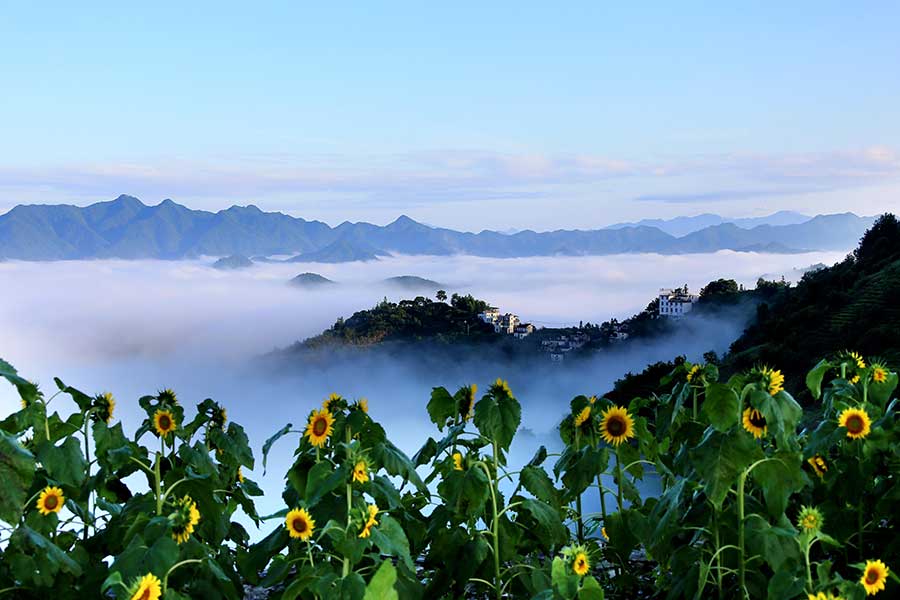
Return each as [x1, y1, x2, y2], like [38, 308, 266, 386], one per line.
[0, 195, 876, 262]
[604, 210, 812, 237]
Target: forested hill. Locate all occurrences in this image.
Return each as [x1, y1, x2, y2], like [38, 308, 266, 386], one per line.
[292, 293, 496, 349]
[723, 213, 900, 391]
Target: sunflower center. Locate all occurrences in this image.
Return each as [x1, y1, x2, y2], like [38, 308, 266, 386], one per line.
[749, 411, 767, 428]
[607, 416, 626, 436]
[313, 418, 327, 436]
[138, 588, 151, 600]
[159, 415, 171, 430]
[44, 495, 59, 510]
[292, 517, 308, 533]
[866, 569, 880, 584]
[846, 415, 864, 434]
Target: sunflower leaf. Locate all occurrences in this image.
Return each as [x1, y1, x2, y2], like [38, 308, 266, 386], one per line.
[0, 430, 35, 524]
[262, 423, 293, 474]
[806, 359, 833, 400]
[701, 383, 739, 432]
[426, 387, 455, 431]
[690, 429, 763, 510]
[473, 389, 521, 452]
[364, 561, 399, 600]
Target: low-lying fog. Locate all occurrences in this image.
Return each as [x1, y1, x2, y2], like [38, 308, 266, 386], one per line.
[0, 250, 846, 533]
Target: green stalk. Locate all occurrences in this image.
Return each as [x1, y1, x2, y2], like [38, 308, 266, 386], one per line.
[737, 470, 747, 600]
[83, 418, 92, 541]
[490, 440, 502, 600]
[714, 508, 723, 600]
[804, 539, 813, 593]
[614, 449, 624, 513]
[155, 450, 163, 516]
[163, 559, 203, 593]
[343, 427, 353, 577]
[693, 388, 698, 420]
[574, 429, 584, 542]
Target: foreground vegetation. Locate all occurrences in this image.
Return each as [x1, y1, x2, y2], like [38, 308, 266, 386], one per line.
[1, 348, 899, 599]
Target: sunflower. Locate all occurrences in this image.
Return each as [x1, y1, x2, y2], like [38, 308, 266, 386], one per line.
[574, 405, 591, 427]
[128, 573, 162, 600]
[153, 409, 177, 437]
[807, 455, 828, 479]
[839, 407, 872, 440]
[170, 495, 201, 544]
[572, 550, 590, 576]
[860, 559, 889, 595]
[872, 364, 889, 384]
[359, 504, 379, 539]
[452, 452, 463, 471]
[36, 486, 65, 516]
[601, 526, 608, 541]
[285, 507, 315, 540]
[353, 398, 369, 413]
[91, 392, 115, 423]
[599, 406, 635, 446]
[352, 459, 369, 484]
[492, 378, 513, 398]
[322, 393, 342, 411]
[588, 395, 597, 405]
[808, 594, 842, 600]
[797, 506, 824, 533]
[759, 366, 784, 395]
[742, 408, 767, 439]
[305, 409, 335, 448]
[460, 384, 477, 421]
[686, 364, 702, 383]
[850, 351, 867, 370]
[157, 388, 178, 405]
[237, 467, 245, 484]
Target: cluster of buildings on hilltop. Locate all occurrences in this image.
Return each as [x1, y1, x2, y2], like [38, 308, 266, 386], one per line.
[542, 332, 590, 362]
[478, 307, 534, 338]
[658, 285, 699, 318]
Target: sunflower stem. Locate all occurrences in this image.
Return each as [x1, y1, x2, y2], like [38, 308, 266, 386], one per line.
[614, 450, 624, 514]
[490, 440, 502, 600]
[804, 538, 813, 593]
[714, 508, 723, 600]
[155, 450, 163, 516]
[307, 539, 315, 567]
[574, 429, 584, 543]
[737, 470, 747, 600]
[82, 417, 92, 541]
[692, 388, 698, 420]
[343, 428, 352, 578]
[163, 559, 203, 592]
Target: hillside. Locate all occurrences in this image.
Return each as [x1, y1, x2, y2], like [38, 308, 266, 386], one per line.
[721, 214, 900, 396]
[292, 293, 495, 349]
[212, 254, 254, 270]
[289, 272, 336, 288]
[0, 194, 875, 261]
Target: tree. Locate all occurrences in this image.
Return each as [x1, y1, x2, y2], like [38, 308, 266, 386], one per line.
[700, 278, 739, 298]
[436, 290, 447, 302]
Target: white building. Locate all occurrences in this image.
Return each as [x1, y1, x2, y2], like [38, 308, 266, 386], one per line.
[494, 313, 520, 334]
[478, 307, 501, 324]
[513, 323, 534, 339]
[658, 286, 699, 318]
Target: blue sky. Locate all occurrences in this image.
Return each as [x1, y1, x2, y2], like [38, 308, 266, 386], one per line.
[1, 2, 899, 229]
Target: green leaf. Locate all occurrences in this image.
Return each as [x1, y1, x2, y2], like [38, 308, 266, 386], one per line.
[690, 430, 764, 509]
[370, 515, 413, 570]
[208, 422, 254, 469]
[10, 525, 83, 577]
[551, 556, 579, 600]
[426, 387, 456, 430]
[868, 371, 899, 406]
[473, 389, 521, 451]
[364, 560, 400, 600]
[36, 436, 87, 488]
[371, 440, 427, 494]
[0, 358, 40, 407]
[701, 383, 739, 432]
[304, 460, 346, 506]
[520, 465, 558, 506]
[262, 423, 292, 474]
[339, 572, 366, 600]
[751, 451, 808, 518]
[806, 359, 832, 399]
[578, 576, 604, 600]
[517, 498, 566, 546]
[0, 430, 35, 524]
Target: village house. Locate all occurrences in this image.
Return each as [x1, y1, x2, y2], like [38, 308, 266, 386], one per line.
[658, 285, 699, 319]
[513, 323, 534, 339]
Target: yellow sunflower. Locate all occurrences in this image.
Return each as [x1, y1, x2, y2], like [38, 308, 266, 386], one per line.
[358, 504, 379, 539]
[285, 507, 315, 540]
[860, 559, 889, 595]
[599, 406, 635, 446]
[170, 495, 201, 544]
[322, 393, 341, 411]
[850, 351, 867, 370]
[352, 459, 369, 484]
[588, 395, 597, 405]
[573, 550, 590, 576]
[157, 388, 178, 405]
[461, 384, 477, 421]
[797, 506, 824, 533]
[452, 452, 463, 471]
[807, 455, 828, 479]
[153, 409, 177, 437]
[128, 573, 162, 600]
[760, 366, 784, 395]
[742, 408, 767, 439]
[872, 365, 889, 384]
[237, 467, 245, 484]
[601, 526, 608, 541]
[305, 409, 335, 448]
[36, 486, 65, 516]
[839, 407, 872, 440]
[92, 392, 115, 423]
[354, 398, 369, 413]
[492, 378, 513, 397]
[687, 364, 702, 383]
[574, 405, 591, 427]
[851, 375, 861, 384]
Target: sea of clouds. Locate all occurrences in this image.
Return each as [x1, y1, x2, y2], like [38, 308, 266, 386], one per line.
[0, 250, 847, 532]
